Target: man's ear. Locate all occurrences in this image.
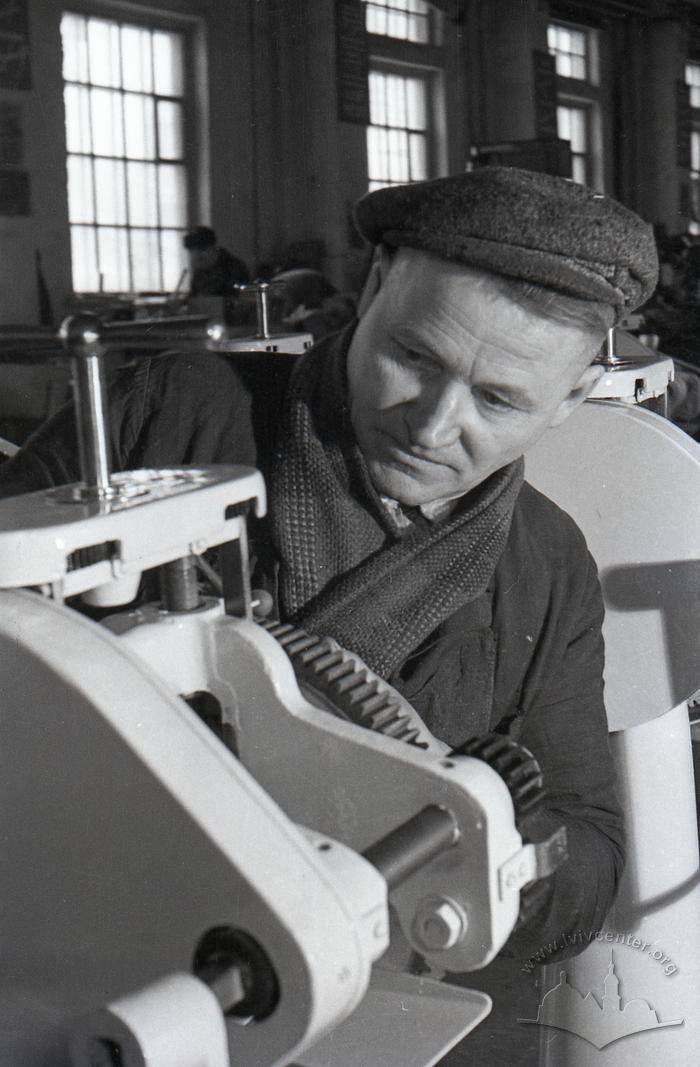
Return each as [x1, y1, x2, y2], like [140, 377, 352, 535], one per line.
[548, 363, 605, 429]
[356, 243, 393, 319]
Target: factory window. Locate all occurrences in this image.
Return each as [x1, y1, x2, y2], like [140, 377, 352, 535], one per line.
[61, 12, 189, 294]
[365, 2, 444, 191]
[367, 68, 431, 190]
[547, 22, 598, 83]
[548, 20, 602, 189]
[364, 0, 433, 45]
[689, 63, 700, 234]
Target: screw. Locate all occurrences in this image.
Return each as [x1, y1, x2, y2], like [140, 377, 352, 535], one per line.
[411, 896, 467, 952]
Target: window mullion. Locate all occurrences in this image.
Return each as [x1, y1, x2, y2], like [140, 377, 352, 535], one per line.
[117, 21, 133, 294]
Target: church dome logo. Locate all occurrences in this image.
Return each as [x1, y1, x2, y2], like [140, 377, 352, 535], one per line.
[518, 953, 684, 1050]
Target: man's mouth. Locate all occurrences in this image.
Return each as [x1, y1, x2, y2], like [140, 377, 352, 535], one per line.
[378, 429, 450, 470]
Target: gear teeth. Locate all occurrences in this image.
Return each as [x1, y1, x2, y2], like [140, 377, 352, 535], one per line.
[263, 620, 434, 749]
[297, 638, 336, 665]
[325, 660, 358, 684]
[310, 650, 346, 673]
[356, 692, 394, 717]
[453, 733, 545, 823]
[263, 621, 295, 639]
[367, 704, 402, 729]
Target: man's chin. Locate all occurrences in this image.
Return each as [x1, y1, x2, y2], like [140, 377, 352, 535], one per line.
[368, 460, 445, 508]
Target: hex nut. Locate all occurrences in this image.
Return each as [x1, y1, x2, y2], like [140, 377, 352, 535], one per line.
[411, 896, 467, 952]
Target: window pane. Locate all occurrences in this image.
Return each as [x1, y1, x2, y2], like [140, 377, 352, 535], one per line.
[367, 125, 387, 181]
[153, 31, 184, 96]
[369, 71, 387, 125]
[124, 93, 156, 159]
[62, 14, 89, 83]
[87, 18, 121, 88]
[97, 227, 130, 290]
[121, 25, 153, 92]
[406, 77, 427, 129]
[687, 64, 700, 108]
[569, 109, 587, 153]
[90, 88, 124, 157]
[409, 132, 427, 179]
[67, 155, 95, 223]
[386, 74, 407, 127]
[127, 162, 158, 226]
[364, 0, 430, 43]
[157, 100, 184, 159]
[158, 163, 186, 226]
[71, 226, 99, 291]
[548, 21, 589, 81]
[387, 128, 409, 182]
[130, 228, 161, 290]
[388, 10, 408, 39]
[64, 85, 92, 153]
[161, 229, 188, 290]
[94, 158, 127, 224]
[572, 155, 587, 185]
[691, 131, 700, 173]
[556, 106, 572, 142]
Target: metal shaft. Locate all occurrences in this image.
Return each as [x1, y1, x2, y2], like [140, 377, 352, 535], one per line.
[363, 805, 460, 890]
[255, 284, 270, 338]
[71, 349, 113, 497]
[160, 556, 201, 612]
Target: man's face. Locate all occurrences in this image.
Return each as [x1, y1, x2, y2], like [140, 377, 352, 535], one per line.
[347, 249, 604, 508]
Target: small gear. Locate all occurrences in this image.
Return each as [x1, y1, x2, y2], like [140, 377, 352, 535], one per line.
[451, 733, 544, 820]
[452, 733, 565, 927]
[261, 620, 439, 750]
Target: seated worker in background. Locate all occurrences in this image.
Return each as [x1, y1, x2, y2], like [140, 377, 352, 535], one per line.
[0, 171, 658, 1049]
[184, 225, 250, 296]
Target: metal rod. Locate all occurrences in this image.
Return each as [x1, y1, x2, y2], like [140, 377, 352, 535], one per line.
[160, 556, 201, 612]
[59, 314, 115, 499]
[363, 805, 460, 890]
[255, 284, 270, 338]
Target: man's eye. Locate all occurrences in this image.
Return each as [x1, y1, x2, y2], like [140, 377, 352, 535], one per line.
[403, 348, 433, 368]
[479, 389, 512, 411]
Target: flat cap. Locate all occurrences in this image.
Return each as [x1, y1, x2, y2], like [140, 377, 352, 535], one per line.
[354, 167, 658, 315]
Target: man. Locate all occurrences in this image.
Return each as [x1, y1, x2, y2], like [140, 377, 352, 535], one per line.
[183, 224, 250, 296]
[0, 169, 657, 976]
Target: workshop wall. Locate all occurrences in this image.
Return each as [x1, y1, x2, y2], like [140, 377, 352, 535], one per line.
[1, 0, 699, 325]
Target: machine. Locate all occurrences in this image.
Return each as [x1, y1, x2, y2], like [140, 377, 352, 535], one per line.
[0, 316, 565, 1067]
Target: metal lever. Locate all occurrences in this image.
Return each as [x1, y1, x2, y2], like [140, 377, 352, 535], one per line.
[59, 313, 115, 500]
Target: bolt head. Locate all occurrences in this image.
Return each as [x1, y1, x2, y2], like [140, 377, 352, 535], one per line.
[411, 896, 467, 952]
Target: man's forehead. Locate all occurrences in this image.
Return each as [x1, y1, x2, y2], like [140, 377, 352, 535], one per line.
[383, 248, 600, 367]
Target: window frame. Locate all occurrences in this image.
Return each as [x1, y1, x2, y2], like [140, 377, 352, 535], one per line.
[547, 18, 604, 191]
[61, 3, 200, 295]
[687, 63, 700, 234]
[364, 0, 440, 47]
[365, 2, 447, 192]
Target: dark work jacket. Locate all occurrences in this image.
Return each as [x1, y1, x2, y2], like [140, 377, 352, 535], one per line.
[0, 343, 624, 965]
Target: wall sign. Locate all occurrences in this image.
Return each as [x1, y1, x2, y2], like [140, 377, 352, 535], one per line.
[0, 168, 30, 215]
[533, 49, 558, 142]
[335, 0, 370, 125]
[0, 0, 31, 90]
[0, 99, 22, 164]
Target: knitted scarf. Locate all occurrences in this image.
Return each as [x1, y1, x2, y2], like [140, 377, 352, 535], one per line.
[268, 329, 524, 678]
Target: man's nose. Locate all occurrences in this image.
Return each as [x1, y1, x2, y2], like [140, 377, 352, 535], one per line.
[404, 380, 465, 450]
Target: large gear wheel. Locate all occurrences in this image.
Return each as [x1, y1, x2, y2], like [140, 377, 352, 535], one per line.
[261, 620, 444, 752]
